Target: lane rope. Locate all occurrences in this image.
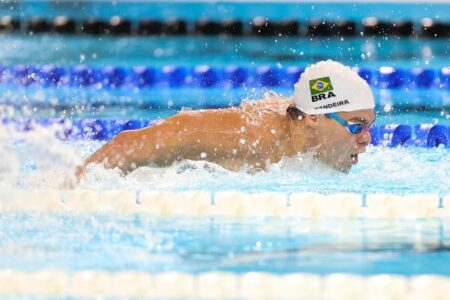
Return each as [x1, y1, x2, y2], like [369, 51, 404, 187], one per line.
[1, 64, 449, 90]
[0, 190, 449, 219]
[2, 118, 449, 148]
[0, 269, 449, 299]
[1, 15, 449, 38]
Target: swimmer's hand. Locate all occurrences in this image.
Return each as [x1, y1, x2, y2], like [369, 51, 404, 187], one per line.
[75, 165, 84, 180]
[61, 165, 84, 189]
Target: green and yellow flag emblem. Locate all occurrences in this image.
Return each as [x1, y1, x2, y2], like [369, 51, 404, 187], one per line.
[309, 77, 334, 96]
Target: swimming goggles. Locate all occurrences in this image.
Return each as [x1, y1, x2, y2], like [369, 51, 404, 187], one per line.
[325, 113, 370, 134]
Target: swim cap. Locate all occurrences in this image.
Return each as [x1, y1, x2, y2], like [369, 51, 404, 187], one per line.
[293, 60, 375, 115]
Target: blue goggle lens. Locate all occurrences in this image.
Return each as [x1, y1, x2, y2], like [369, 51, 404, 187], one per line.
[348, 124, 368, 134]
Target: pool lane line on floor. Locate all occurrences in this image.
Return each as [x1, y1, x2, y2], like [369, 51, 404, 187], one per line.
[0, 269, 449, 299]
[0, 190, 449, 219]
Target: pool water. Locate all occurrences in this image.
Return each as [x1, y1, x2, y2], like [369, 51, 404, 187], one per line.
[2, 1, 450, 23]
[0, 35, 448, 68]
[0, 214, 449, 275]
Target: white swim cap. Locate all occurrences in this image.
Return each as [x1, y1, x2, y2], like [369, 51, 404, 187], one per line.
[293, 60, 375, 115]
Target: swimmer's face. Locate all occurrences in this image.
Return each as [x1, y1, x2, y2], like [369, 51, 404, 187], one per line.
[313, 109, 375, 172]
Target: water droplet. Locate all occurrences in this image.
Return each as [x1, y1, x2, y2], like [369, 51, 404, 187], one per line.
[383, 104, 393, 112]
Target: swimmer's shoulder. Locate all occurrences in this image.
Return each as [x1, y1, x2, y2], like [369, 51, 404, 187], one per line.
[160, 107, 245, 131]
[240, 95, 294, 116]
[155, 96, 292, 128]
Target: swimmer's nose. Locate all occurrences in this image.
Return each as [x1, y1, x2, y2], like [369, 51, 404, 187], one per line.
[357, 128, 371, 146]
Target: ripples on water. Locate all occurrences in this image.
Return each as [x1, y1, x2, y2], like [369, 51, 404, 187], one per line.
[0, 124, 448, 195]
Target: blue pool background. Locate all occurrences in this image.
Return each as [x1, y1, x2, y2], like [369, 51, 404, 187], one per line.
[0, 0, 449, 285]
[3, 1, 450, 22]
[0, 1, 449, 123]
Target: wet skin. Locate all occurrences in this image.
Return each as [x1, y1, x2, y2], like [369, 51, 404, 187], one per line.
[77, 97, 375, 176]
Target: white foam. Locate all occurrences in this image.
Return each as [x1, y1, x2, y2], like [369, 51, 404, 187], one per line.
[1, 125, 448, 199]
[0, 123, 82, 189]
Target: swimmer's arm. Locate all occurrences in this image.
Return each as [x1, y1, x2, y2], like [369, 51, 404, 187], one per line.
[76, 117, 187, 176]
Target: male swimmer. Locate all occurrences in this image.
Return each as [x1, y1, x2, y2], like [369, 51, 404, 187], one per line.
[76, 60, 375, 177]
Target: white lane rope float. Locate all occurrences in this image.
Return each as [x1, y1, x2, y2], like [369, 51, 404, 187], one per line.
[0, 189, 449, 218]
[0, 270, 450, 299]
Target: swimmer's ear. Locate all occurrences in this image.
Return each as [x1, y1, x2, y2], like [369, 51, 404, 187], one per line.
[303, 114, 319, 128]
[286, 104, 305, 121]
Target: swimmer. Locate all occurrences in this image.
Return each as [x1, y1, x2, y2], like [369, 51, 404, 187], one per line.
[76, 60, 375, 177]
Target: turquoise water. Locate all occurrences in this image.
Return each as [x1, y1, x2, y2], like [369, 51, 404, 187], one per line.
[0, 214, 449, 275]
[0, 35, 448, 68]
[0, 34, 448, 122]
[3, 1, 450, 21]
[1, 85, 449, 123]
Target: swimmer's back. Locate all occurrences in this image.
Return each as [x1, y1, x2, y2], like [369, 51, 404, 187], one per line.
[240, 95, 293, 117]
[80, 95, 293, 174]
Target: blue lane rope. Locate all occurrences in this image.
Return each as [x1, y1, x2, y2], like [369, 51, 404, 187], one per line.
[1, 16, 449, 38]
[0, 65, 449, 90]
[2, 118, 449, 148]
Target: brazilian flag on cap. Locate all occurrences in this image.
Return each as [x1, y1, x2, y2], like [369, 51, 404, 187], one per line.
[309, 77, 334, 96]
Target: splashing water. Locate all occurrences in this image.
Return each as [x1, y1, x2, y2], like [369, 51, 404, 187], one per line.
[0, 124, 83, 189]
[0, 124, 449, 194]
